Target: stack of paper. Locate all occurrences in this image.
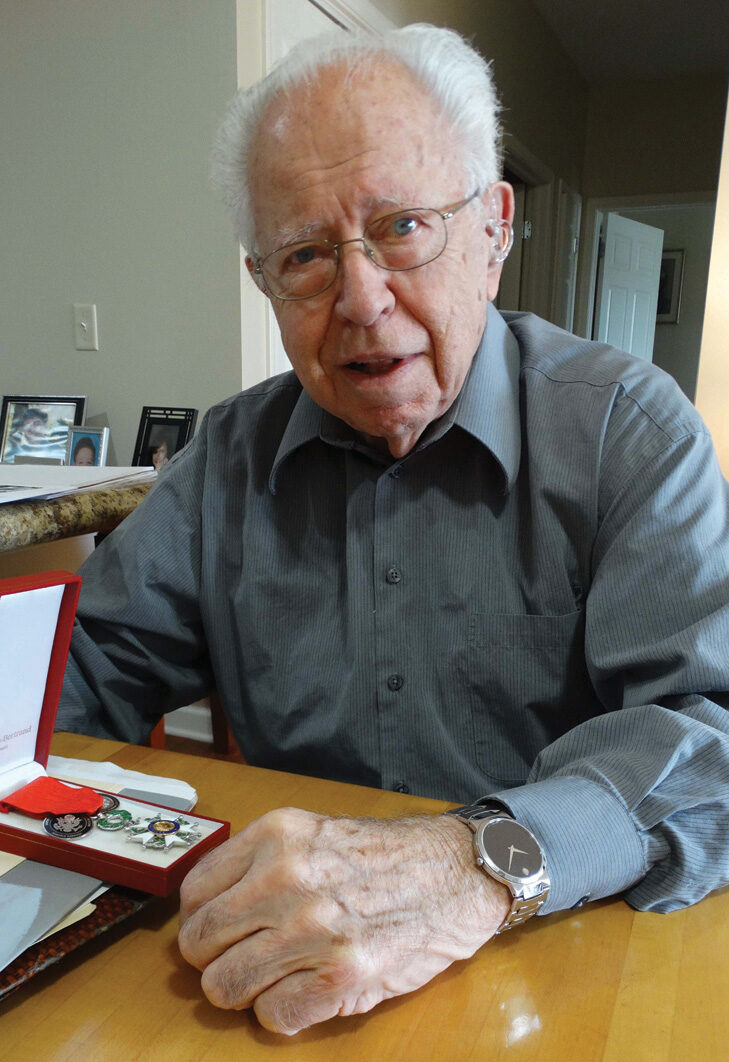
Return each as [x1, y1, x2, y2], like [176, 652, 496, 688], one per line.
[0, 465, 156, 505]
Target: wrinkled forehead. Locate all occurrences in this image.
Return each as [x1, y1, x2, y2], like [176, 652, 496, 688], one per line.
[247, 58, 464, 247]
[262, 56, 446, 132]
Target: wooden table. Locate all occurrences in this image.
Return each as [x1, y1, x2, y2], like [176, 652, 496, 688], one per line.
[2, 733, 727, 1060]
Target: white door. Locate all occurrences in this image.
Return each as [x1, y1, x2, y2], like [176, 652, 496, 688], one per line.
[594, 212, 663, 360]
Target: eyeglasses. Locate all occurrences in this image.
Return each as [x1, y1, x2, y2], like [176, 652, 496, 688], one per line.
[252, 192, 479, 301]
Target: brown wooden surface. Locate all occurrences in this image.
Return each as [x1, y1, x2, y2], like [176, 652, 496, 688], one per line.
[2, 733, 728, 1060]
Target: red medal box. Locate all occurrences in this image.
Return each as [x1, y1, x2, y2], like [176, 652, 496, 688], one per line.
[0, 570, 230, 895]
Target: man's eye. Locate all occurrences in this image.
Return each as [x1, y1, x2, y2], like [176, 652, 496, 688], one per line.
[291, 245, 318, 266]
[368, 212, 426, 244]
[279, 244, 323, 273]
[391, 215, 419, 237]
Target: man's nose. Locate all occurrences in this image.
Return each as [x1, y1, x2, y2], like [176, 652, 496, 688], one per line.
[333, 240, 395, 326]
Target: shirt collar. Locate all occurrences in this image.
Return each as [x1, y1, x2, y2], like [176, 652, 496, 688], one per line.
[449, 302, 522, 492]
[268, 386, 323, 494]
[269, 302, 521, 494]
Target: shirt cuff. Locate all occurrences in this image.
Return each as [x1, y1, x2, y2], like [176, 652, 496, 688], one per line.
[489, 776, 647, 914]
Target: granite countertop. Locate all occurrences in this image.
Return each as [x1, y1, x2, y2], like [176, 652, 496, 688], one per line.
[0, 482, 153, 552]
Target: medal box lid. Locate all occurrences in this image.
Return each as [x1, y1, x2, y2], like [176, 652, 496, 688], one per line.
[0, 571, 81, 798]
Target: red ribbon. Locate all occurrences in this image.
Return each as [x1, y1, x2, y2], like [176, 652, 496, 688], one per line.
[0, 777, 103, 817]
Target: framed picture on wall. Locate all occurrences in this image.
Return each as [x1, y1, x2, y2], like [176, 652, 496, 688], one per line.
[65, 425, 110, 467]
[132, 406, 198, 471]
[0, 395, 86, 464]
[656, 249, 685, 324]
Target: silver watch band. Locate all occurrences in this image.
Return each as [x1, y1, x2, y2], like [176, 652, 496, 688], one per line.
[445, 800, 509, 822]
[447, 802, 549, 933]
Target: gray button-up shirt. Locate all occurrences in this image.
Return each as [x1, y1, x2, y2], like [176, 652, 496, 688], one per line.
[59, 305, 729, 916]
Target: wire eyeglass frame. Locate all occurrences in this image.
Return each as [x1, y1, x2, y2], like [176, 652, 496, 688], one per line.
[251, 191, 481, 302]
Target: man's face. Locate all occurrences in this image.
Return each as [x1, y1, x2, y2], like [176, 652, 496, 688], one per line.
[248, 62, 512, 458]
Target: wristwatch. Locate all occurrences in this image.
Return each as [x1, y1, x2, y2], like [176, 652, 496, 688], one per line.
[446, 802, 550, 933]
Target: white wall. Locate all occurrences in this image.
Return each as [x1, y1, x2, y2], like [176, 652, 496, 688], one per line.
[617, 202, 715, 400]
[1, 0, 241, 463]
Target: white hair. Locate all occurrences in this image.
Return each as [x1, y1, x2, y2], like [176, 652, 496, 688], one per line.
[211, 24, 503, 254]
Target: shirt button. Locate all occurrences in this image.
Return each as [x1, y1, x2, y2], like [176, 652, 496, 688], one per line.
[386, 566, 402, 584]
[387, 674, 404, 691]
[389, 467, 401, 478]
[393, 780, 410, 793]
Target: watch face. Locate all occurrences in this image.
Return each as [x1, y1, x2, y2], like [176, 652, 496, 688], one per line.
[477, 818, 544, 882]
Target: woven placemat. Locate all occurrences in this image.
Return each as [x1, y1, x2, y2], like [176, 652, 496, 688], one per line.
[0, 885, 152, 1001]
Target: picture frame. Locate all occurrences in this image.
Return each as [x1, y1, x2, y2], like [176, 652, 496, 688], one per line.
[132, 407, 198, 470]
[656, 249, 685, 324]
[65, 425, 109, 467]
[0, 395, 86, 465]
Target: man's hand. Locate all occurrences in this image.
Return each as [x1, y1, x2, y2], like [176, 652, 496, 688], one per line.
[178, 808, 509, 1035]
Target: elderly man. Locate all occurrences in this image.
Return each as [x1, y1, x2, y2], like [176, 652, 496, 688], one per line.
[59, 25, 729, 1034]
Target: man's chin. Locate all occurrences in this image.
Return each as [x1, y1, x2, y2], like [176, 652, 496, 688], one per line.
[347, 413, 429, 459]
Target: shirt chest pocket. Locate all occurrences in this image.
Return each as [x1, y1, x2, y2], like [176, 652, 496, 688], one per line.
[467, 609, 595, 786]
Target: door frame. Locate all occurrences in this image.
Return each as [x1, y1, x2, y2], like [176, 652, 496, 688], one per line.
[503, 135, 558, 322]
[574, 190, 716, 340]
[306, 0, 394, 32]
[550, 178, 582, 332]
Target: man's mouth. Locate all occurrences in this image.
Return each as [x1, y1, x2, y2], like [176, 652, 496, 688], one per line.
[346, 356, 411, 375]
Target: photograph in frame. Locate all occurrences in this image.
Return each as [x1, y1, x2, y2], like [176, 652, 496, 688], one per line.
[65, 426, 110, 467]
[0, 396, 86, 465]
[132, 407, 198, 470]
[656, 249, 685, 324]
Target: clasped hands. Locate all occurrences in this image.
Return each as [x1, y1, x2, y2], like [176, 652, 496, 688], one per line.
[178, 807, 509, 1035]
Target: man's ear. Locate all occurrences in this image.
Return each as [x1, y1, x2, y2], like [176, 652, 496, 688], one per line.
[483, 181, 515, 303]
[245, 255, 268, 297]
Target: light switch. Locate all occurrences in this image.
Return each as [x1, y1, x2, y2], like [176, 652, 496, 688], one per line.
[73, 304, 99, 350]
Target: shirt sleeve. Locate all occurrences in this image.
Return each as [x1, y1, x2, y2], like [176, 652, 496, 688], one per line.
[57, 417, 212, 744]
[491, 426, 729, 915]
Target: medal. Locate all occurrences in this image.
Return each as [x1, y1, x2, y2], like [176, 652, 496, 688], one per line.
[96, 808, 134, 832]
[125, 814, 201, 851]
[43, 813, 94, 840]
[97, 793, 121, 813]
